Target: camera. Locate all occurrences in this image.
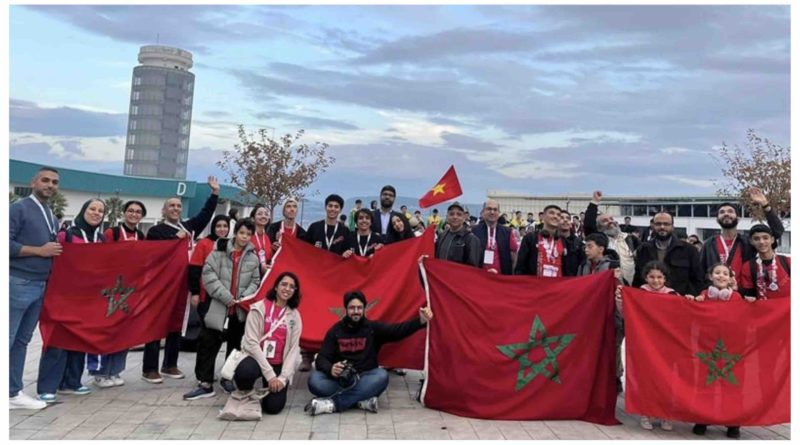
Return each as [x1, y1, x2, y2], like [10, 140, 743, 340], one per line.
[337, 360, 358, 388]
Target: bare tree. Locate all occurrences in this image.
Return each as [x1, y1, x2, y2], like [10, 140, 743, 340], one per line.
[714, 130, 790, 219]
[217, 125, 335, 216]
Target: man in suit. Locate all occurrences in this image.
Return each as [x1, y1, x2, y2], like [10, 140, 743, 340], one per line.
[371, 185, 412, 242]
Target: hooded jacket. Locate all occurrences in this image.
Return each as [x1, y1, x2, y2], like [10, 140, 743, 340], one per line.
[201, 238, 261, 331]
[241, 299, 303, 385]
[315, 315, 424, 375]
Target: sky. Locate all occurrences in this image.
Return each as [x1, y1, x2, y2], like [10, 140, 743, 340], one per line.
[8, 5, 791, 204]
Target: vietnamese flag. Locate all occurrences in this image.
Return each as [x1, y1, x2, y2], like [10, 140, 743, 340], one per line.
[421, 260, 619, 425]
[40, 239, 189, 354]
[242, 227, 436, 370]
[623, 287, 790, 426]
[418, 165, 463, 209]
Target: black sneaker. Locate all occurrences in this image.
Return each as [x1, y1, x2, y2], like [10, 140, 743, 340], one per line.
[219, 379, 235, 394]
[183, 383, 215, 401]
[692, 424, 707, 436]
[726, 427, 741, 439]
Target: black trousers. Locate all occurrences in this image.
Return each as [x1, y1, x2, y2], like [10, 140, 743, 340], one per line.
[234, 356, 287, 415]
[143, 332, 182, 373]
[194, 314, 245, 383]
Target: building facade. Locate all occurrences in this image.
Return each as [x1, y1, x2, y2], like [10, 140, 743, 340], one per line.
[487, 190, 791, 254]
[123, 45, 195, 180]
[11, 160, 257, 236]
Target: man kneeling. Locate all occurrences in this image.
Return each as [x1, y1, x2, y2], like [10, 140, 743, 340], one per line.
[305, 291, 433, 415]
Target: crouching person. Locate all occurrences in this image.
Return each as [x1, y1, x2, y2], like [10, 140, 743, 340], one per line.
[232, 272, 303, 414]
[305, 291, 434, 416]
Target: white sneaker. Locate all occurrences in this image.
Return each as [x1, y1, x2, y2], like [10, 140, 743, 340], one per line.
[661, 420, 673, 431]
[357, 396, 379, 413]
[639, 416, 654, 430]
[111, 375, 125, 387]
[304, 398, 336, 416]
[10, 392, 47, 410]
[93, 376, 116, 388]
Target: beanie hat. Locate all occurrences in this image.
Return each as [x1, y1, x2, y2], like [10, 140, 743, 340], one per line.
[343, 291, 367, 308]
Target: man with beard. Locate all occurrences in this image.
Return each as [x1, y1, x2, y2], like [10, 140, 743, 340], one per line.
[371, 185, 412, 242]
[700, 187, 784, 284]
[558, 209, 586, 271]
[304, 194, 350, 255]
[267, 197, 307, 251]
[584, 191, 639, 285]
[472, 199, 518, 275]
[435, 202, 482, 268]
[515, 205, 582, 277]
[305, 291, 433, 416]
[633, 212, 704, 295]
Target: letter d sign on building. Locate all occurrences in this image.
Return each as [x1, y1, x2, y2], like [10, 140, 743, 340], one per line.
[176, 182, 187, 196]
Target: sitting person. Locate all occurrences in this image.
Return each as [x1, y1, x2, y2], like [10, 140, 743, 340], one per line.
[305, 291, 433, 415]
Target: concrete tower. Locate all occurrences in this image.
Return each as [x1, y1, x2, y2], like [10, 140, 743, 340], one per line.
[123, 45, 194, 179]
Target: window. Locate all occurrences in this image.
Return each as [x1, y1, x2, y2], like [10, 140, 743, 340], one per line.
[124, 163, 132, 175]
[693, 204, 708, 217]
[132, 91, 140, 101]
[179, 124, 190, 135]
[129, 120, 137, 130]
[125, 149, 134, 160]
[130, 105, 138, 115]
[178, 137, 189, 149]
[14, 186, 32, 197]
[633, 205, 648, 216]
[678, 204, 692, 217]
[127, 134, 136, 144]
[134, 76, 142, 86]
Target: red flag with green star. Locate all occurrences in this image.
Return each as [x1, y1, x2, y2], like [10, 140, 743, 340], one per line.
[241, 226, 436, 370]
[418, 165, 462, 209]
[421, 259, 619, 424]
[623, 287, 790, 426]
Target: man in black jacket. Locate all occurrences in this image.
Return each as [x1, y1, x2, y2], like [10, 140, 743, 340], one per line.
[306, 291, 433, 416]
[514, 205, 582, 277]
[633, 212, 704, 296]
[371, 185, 412, 242]
[435, 201, 482, 268]
[303, 194, 350, 255]
[142, 176, 219, 384]
[472, 199, 517, 275]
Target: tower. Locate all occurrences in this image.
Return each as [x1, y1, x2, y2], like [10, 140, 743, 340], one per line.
[123, 45, 194, 179]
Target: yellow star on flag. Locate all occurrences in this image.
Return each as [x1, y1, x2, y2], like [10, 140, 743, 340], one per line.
[431, 183, 446, 196]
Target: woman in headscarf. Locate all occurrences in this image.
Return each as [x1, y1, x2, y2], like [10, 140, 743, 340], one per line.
[36, 198, 106, 403]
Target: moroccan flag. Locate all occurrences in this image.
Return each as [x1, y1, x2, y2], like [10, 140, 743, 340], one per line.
[418, 165, 463, 208]
[623, 287, 790, 426]
[421, 260, 619, 425]
[40, 239, 189, 354]
[244, 227, 436, 370]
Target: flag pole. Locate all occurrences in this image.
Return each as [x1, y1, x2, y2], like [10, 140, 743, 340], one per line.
[417, 254, 432, 405]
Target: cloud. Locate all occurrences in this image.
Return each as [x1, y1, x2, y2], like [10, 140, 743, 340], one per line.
[254, 111, 359, 131]
[659, 175, 715, 188]
[10, 98, 127, 137]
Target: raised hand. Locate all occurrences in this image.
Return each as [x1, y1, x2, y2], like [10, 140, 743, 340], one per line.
[593, 190, 603, 203]
[748, 187, 768, 207]
[208, 176, 221, 194]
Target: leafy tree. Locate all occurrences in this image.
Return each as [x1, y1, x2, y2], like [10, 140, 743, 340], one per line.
[714, 130, 790, 219]
[217, 125, 335, 216]
[105, 196, 125, 227]
[47, 191, 68, 220]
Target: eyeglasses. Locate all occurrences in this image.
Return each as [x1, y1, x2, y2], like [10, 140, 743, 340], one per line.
[653, 222, 673, 227]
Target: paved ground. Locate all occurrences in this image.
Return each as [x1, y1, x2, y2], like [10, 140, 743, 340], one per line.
[9, 330, 791, 440]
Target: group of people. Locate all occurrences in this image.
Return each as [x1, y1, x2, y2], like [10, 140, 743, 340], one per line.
[10, 167, 790, 435]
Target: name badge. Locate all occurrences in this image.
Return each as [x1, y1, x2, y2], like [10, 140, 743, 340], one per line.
[483, 250, 495, 265]
[265, 340, 277, 359]
[259, 250, 267, 263]
[542, 264, 559, 277]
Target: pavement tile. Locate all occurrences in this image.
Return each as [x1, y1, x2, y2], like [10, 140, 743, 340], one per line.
[62, 427, 104, 439]
[280, 430, 312, 440]
[94, 423, 139, 440]
[29, 428, 70, 440]
[9, 429, 39, 440]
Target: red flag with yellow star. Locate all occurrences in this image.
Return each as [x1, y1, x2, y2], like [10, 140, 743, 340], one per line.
[418, 165, 462, 208]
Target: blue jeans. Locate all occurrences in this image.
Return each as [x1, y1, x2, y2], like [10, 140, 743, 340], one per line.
[87, 350, 128, 377]
[308, 368, 389, 412]
[9, 275, 46, 397]
[37, 347, 86, 394]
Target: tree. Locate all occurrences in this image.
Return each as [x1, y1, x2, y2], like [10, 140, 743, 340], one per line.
[714, 130, 790, 219]
[48, 191, 68, 220]
[105, 195, 124, 228]
[217, 125, 335, 216]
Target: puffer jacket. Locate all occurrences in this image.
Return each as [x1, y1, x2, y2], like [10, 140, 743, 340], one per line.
[202, 238, 261, 331]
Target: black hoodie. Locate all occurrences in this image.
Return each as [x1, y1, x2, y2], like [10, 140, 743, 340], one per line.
[315, 315, 424, 375]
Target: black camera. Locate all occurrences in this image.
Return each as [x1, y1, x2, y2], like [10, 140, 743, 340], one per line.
[337, 360, 358, 388]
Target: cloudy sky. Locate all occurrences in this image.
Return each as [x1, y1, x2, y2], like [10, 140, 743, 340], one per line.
[9, 5, 790, 203]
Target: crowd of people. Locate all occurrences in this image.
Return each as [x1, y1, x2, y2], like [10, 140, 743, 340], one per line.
[10, 167, 790, 436]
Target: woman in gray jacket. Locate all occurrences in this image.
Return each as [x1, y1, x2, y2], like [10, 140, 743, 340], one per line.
[184, 218, 261, 401]
[233, 271, 303, 414]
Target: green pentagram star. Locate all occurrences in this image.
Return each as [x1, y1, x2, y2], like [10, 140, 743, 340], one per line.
[696, 338, 742, 386]
[329, 299, 380, 319]
[100, 275, 135, 317]
[496, 315, 575, 391]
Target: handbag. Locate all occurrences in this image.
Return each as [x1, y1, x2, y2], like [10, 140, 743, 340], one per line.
[218, 389, 269, 421]
[219, 311, 288, 380]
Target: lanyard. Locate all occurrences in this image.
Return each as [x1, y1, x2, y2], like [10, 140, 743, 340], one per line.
[487, 225, 496, 250]
[254, 231, 268, 252]
[279, 222, 296, 237]
[78, 228, 99, 243]
[164, 220, 189, 233]
[120, 224, 138, 241]
[265, 302, 288, 338]
[756, 257, 779, 297]
[29, 195, 56, 236]
[541, 235, 558, 261]
[719, 235, 736, 263]
[325, 223, 339, 250]
[357, 233, 372, 256]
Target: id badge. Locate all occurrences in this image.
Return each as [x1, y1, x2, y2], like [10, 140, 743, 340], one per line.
[483, 249, 495, 265]
[265, 340, 277, 359]
[259, 250, 267, 263]
[542, 264, 559, 277]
